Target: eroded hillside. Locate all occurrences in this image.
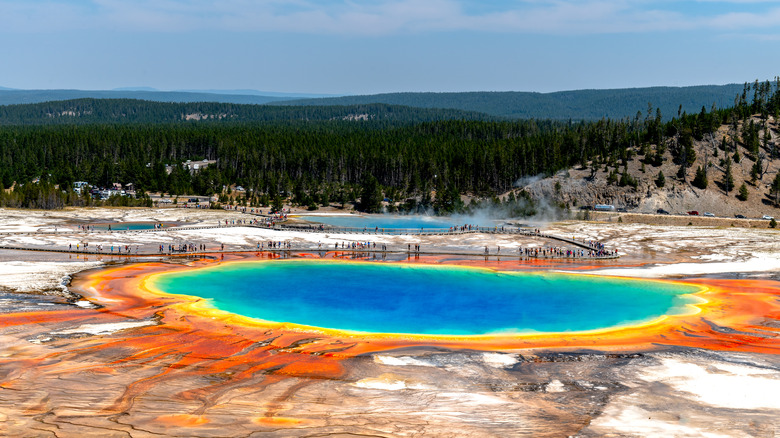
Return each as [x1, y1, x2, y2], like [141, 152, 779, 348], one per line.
[523, 115, 780, 219]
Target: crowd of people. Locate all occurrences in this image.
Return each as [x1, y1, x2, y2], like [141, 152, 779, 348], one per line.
[516, 245, 616, 259]
[334, 241, 383, 250]
[68, 242, 139, 254]
[52, 209, 618, 260]
[64, 237, 615, 258]
[158, 243, 206, 253]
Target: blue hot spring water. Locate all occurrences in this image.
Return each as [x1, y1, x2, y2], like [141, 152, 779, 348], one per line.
[148, 260, 702, 335]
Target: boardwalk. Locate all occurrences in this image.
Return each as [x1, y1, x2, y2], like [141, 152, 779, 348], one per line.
[275, 224, 602, 251]
[0, 222, 619, 259]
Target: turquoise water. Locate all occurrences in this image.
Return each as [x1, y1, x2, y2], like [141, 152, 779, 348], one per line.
[299, 214, 488, 229]
[149, 261, 701, 335]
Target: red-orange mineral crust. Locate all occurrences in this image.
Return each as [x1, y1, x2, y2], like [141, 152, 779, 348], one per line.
[0, 252, 778, 436]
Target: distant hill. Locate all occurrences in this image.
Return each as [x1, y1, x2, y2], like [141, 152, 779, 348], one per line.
[0, 89, 292, 106]
[0, 98, 494, 125]
[0, 84, 752, 121]
[276, 85, 748, 120]
[112, 87, 159, 92]
[175, 89, 339, 98]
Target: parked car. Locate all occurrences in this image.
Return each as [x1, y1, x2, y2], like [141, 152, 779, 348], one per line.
[762, 215, 775, 220]
[656, 209, 670, 215]
[703, 212, 715, 217]
[735, 214, 746, 219]
[687, 211, 699, 216]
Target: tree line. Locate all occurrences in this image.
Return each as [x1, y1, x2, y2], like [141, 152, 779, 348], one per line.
[1, 78, 779, 213]
[0, 99, 491, 126]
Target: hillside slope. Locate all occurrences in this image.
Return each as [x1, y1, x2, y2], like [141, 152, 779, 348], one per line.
[276, 84, 747, 120]
[521, 116, 780, 219]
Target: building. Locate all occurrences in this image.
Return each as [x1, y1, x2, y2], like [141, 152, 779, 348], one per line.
[166, 159, 217, 175]
[74, 181, 89, 194]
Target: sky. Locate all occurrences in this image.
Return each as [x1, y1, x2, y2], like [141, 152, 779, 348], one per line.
[1, 0, 779, 94]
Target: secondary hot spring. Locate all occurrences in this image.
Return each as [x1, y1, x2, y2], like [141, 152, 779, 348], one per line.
[146, 260, 703, 335]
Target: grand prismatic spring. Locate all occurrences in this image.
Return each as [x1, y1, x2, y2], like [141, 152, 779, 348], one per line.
[0, 208, 779, 436]
[146, 260, 703, 335]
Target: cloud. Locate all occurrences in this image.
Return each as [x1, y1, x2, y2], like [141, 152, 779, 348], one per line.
[1, 0, 780, 36]
[703, 7, 780, 28]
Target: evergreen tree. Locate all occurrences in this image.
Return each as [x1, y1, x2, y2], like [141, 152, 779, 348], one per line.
[607, 170, 619, 185]
[619, 170, 638, 188]
[750, 162, 760, 185]
[337, 190, 348, 209]
[677, 163, 688, 182]
[680, 131, 697, 167]
[358, 175, 383, 213]
[272, 194, 284, 213]
[434, 184, 464, 214]
[259, 193, 270, 206]
[770, 173, 780, 207]
[655, 171, 666, 188]
[692, 166, 708, 189]
[737, 183, 749, 201]
[722, 158, 735, 193]
[751, 154, 763, 184]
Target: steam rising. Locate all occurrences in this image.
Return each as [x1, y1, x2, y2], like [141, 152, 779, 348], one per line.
[392, 173, 565, 226]
[513, 174, 546, 189]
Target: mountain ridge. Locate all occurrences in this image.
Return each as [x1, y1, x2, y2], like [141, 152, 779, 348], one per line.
[0, 83, 752, 121]
[0, 89, 292, 106]
[275, 84, 748, 120]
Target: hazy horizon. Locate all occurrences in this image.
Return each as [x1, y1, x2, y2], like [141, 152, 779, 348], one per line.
[0, 82, 757, 97]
